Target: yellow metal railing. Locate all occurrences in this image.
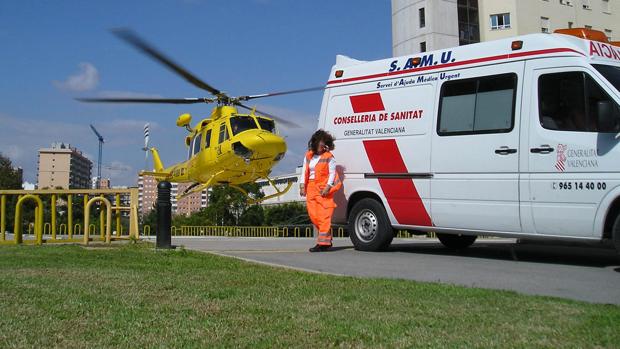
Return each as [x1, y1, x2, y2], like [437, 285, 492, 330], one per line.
[152, 225, 349, 238]
[0, 189, 140, 245]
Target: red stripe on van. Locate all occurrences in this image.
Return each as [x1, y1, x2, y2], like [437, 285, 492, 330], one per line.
[327, 48, 584, 86]
[349, 93, 385, 113]
[363, 139, 433, 227]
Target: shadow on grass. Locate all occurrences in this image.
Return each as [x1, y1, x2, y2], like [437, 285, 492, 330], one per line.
[386, 239, 620, 269]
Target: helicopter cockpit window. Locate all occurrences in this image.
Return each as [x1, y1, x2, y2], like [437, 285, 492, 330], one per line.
[230, 116, 258, 136]
[257, 117, 276, 133]
[192, 134, 202, 156]
[204, 129, 212, 149]
[218, 122, 229, 144]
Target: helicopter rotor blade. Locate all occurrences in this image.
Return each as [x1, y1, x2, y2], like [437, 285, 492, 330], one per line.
[111, 28, 224, 97]
[235, 102, 301, 128]
[238, 85, 325, 101]
[76, 97, 215, 104]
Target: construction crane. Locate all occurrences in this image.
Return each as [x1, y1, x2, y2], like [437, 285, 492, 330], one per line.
[89, 124, 104, 189]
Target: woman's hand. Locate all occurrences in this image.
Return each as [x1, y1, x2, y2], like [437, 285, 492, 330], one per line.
[320, 185, 331, 197]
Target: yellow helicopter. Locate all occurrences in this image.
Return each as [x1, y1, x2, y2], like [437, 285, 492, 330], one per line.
[79, 29, 322, 202]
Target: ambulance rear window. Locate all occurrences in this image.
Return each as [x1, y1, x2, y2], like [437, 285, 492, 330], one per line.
[438, 73, 517, 136]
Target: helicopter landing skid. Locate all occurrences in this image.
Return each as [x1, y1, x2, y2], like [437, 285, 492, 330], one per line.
[176, 171, 224, 201]
[229, 177, 294, 205]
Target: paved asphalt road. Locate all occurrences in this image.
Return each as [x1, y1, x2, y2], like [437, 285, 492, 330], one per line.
[169, 236, 620, 305]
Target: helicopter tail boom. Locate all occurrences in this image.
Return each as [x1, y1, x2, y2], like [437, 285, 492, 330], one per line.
[149, 147, 165, 172]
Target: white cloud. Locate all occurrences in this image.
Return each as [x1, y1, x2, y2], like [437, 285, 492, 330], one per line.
[54, 62, 99, 92]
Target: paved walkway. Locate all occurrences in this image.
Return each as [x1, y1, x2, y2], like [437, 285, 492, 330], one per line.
[168, 236, 620, 305]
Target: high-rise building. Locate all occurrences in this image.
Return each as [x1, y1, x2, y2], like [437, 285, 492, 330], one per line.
[92, 177, 111, 189]
[392, 0, 619, 56]
[138, 174, 208, 216]
[37, 142, 92, 189]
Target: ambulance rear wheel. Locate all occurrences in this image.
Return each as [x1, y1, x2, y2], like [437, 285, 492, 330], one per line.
[349, 198, 393, 251]
[437, 233, 477, 249]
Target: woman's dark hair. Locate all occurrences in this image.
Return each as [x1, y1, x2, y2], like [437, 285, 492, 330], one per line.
[308, 129, 335, 154]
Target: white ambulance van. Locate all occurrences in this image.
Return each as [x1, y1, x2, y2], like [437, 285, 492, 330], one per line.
[318, 29, 620, 252]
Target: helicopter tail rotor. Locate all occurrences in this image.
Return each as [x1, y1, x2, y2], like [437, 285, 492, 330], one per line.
[143, 123, 150, 162]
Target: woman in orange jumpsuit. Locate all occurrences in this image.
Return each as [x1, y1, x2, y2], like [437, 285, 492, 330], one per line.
[300, 130, 342, 252]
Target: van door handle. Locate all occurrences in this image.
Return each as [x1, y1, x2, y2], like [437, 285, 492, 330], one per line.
[495, 146, 517, 155]
[530, 145, 554, 154]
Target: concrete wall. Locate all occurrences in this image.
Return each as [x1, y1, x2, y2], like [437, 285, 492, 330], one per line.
[392, 0, 459, 56]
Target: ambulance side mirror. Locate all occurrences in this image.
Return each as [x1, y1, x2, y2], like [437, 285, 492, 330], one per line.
[596, 101, 617, 133]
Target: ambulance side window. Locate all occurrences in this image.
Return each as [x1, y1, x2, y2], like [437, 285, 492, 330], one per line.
[438, 73, 516, 136]
[538, 72, 620, 133]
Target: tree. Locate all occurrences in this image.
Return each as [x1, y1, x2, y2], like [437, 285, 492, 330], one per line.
[264, 202, 309, 225]
[203, 184, 264, 226]
[0, 153, 22, 190]
[0, 153, 22, 233]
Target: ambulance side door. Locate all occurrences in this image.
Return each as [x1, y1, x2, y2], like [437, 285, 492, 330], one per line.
[430, 62, 524, 233]
[523, 58, 620, 237]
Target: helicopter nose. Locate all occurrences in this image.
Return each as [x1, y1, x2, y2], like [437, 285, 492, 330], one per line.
[240, 132, 286, 159]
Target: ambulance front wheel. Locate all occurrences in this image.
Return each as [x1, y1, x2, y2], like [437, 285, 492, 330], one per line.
[436, 233, 477, 249]
[348, 198, 394, 251]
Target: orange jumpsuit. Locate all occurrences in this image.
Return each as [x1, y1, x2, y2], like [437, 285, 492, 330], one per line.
[303, 151, 342, 246]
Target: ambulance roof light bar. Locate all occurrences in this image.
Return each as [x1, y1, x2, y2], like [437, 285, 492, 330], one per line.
[554, 28, 610, 43]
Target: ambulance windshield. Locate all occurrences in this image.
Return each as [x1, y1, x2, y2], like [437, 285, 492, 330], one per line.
[594, 65, 620, 92]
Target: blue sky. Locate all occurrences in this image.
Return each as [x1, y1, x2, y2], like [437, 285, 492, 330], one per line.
[0, 0, 392, 186]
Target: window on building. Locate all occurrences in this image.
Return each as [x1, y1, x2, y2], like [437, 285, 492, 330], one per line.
[457, 0, 480, 45]
[490, 13, 511, 30]
[581, 0, 591, 10]
[438, 73, 517, 136]
[419, 7, 426, 28]
[602, 0, 611, 13]
[420, 41, 427, 52]
[538, 72, 620, 132]
[218, 122, 229, 144]
[541, 17, 550, 33]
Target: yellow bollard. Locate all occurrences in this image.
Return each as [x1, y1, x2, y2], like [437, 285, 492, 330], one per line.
[67, 194, 73, 239]
[99, 195, 105, 241]
[13, 194, 44, 245]
[84, 196, 112, 245]
[1, 195, 5, 241]
[115, 194, 121, 238]
[51, 194, 57, 240]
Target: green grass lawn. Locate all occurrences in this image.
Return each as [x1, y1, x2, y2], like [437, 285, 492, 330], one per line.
[0, 243, 618, 348]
